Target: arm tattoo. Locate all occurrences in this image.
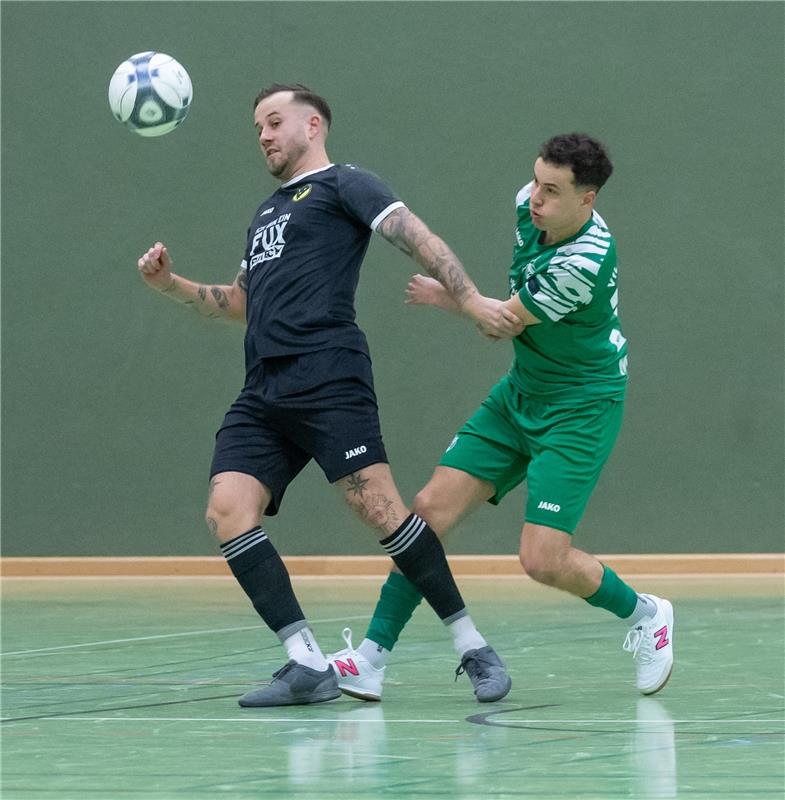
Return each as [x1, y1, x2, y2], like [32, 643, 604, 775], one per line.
[210, 287, 230, 309]
[378, 209, 415, 257]
[236, 270, 249, 294]
[168, 278, 234, 320]
[379, 208, 474, 304]
[195, 284, 225, 316]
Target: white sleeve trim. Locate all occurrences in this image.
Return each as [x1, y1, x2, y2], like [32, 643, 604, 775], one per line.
[371, 201, 406, 231]
[516, 182, 533, 207]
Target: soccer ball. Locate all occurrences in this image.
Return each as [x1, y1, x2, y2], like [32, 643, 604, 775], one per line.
[108, 52, 192, 137]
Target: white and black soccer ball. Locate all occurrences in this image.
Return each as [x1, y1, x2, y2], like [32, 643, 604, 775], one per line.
[108, 52, 192, 137]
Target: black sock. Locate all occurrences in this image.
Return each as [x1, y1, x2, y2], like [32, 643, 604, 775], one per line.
[220, 527, 305, 634]
[380, 514, 466, 622]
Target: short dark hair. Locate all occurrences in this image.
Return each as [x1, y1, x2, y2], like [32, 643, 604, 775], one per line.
[539, 133, 613, 191]
[253, 83, 332, 130]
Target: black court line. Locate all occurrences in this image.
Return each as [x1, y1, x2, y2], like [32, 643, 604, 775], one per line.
[466, 704, 785, 737]
[466, 704, 561, 728]
[0, 692, 241, 724]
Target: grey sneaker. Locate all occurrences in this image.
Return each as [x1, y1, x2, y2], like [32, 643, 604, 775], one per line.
[238, 660, 341, 708]
[455, 646, 512, 702]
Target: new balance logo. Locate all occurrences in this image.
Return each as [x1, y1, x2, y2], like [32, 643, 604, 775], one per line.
[654, 625, 670, 650]
[345, 445, 367, 459]
[537, 501, 561, 512]
[334, 658, 359, 678]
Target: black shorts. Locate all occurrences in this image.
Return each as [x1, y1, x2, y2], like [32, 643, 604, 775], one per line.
[210, 348, 388, 515]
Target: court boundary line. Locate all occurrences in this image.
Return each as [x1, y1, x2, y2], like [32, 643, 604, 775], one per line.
[2, 553, 783, 577]
[3, 716, 782, 725]
[0, 614, 370, 657]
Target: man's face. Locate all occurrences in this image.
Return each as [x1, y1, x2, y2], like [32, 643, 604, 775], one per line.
[528, 157, 595, 234]
[253, 92, 315, 181]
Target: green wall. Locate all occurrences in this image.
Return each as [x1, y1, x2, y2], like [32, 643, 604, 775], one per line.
[2, 2, 783, 556]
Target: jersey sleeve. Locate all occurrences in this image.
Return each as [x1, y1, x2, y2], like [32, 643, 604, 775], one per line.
[518, 223, 614, 322]
[336, 165, 405, 231]
[240, 225, 252, 271]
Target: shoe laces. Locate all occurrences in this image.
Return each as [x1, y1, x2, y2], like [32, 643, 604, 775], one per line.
[325, 628, 356, 661]
[341, 627, 357, 653]
[341, 628, 359, 656]
[623, 625, 654, 664]
[271, 660, 297, 680]
[455, 651, 489, 682]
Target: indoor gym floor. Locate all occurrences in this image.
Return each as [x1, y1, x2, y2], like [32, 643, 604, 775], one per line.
[1, 575, 783, 800]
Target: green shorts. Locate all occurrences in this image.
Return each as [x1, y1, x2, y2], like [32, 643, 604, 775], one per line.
[439, 376, 624, 534]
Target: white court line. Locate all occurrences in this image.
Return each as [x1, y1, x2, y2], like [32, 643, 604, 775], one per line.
[3, 716, 453, 724]
[2, 716, 781, 725]
[0, 615, 369, 657]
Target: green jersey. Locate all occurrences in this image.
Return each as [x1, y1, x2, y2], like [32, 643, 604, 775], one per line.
[508, 182, 628, 402]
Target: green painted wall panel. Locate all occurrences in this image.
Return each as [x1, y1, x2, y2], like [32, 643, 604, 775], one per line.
[2, 2, 783, 555]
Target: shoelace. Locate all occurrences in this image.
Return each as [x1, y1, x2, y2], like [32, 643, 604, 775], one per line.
[454, 652, 489, 683]
[325, 627, 357, 662]
[341, 627, 357, 654]
[623, 626, 655, 664]
[271, 660, 296, 680]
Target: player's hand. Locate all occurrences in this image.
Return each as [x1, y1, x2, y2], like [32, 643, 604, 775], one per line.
[461, 293, 524, 339]
[405, 274, 456, 310]
[137, 242, 174, 292]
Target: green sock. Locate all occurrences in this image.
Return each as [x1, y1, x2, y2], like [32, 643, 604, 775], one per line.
[584, 564, 638, 619]
[365, 571, 424, 651]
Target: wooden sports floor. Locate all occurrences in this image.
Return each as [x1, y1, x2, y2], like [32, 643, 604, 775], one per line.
[2, 575, 783, 799]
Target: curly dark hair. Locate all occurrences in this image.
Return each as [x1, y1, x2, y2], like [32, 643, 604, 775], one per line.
[253, 83, 332, 130]
[539, 133, 613, 190]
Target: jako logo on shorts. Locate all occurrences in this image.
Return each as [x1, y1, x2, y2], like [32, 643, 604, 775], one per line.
[537, 501, 561, 512]
[345, 445, 368, 459]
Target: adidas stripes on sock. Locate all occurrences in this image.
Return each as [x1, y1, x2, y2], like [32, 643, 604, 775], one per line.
[379, 513, 466, 623]
[221, 526, 307, 636]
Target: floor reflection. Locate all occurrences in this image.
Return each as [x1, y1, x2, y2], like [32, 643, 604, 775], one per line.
[631, 697, 677, 798]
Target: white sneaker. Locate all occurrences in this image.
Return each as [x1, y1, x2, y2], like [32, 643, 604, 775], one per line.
[327, 628, 385, 702]
[623, 594, 674, 695]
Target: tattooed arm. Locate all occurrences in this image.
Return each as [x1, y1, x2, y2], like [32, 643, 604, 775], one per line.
[377, 207, 478, 305]
[137, 242, 247, 323]
[406, 274, 540, 327]
[377, 207, 522, 339]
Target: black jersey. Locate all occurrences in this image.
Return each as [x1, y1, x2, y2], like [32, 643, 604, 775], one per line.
[240, 163, 403, 370]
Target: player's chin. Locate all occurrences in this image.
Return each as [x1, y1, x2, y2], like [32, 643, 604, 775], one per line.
[266, 157, 287, 177]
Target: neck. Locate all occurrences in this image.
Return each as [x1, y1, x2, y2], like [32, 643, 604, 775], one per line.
[543, 211, 592, 245]
[283, 149, 330, 183]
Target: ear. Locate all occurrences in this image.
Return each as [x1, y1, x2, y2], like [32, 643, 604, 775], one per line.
[582, 189, 597, 208]
[307, 113, 324, 141]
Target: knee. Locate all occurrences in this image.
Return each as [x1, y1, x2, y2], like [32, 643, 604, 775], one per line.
[519, 546, 561, 587]
[205, 480, 261, 542]
[204, 500, 231, 541]
[205, 485, 233, 530]
[412, 487, 450, 536]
